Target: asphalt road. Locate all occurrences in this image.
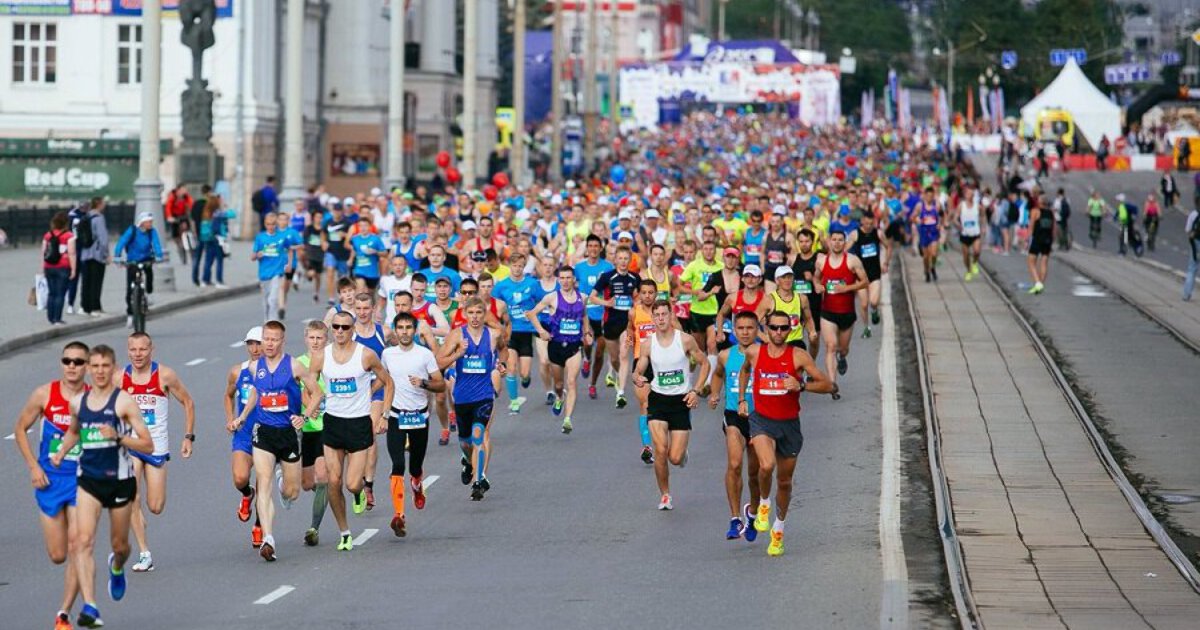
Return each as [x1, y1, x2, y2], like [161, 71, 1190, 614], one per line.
[0, 283, 933, 628]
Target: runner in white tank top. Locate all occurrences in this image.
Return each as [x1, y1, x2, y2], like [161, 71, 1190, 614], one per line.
[322, 343, 373, 418]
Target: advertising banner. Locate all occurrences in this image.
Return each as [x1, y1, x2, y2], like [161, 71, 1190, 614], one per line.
[0, 157, 138, 199]
[73, 0, 234, 17]
[0, 1, 70, 15]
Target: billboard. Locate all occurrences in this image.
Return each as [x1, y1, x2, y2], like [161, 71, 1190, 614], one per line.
[0, 1, 70, 15]
[72, 0, 234, 17]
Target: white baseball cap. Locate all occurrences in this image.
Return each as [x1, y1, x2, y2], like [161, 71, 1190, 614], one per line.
[369, 187, 382, 197]
[342, 196, 356, 207]
[645, 209, 661, 219]
[244, 326, 263, 343]
[618, 210, 632, 220]
[136, 212, 154, 224]
[462, 220, 478, 231]
[774, 265, 794, 280]
[742, 264, 763, 277]
[616, 231, 635, 241]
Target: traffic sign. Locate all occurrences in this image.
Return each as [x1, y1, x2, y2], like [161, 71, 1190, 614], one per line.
[1104, 63, 1151, 85]
[1161, 50, 1182, 66]
[1000, 50, 1018, 70]
[1049, 48, 1087, 67]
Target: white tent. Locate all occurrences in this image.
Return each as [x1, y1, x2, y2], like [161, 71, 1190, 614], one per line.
[1020, 57, 1121, 150]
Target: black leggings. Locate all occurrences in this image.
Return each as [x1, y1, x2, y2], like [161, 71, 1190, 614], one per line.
[386, 423, 428, 478]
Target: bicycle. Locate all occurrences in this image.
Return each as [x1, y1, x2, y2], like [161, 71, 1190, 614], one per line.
[116, 259, 158, 334]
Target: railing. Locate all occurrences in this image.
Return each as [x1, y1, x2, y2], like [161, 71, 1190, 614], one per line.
[0, 202, 135, 246]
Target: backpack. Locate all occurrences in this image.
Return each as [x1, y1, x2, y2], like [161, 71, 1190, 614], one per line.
[43, 231, 64, 265]
[75, 213, 95, 249]
[251, 188, 266, 213]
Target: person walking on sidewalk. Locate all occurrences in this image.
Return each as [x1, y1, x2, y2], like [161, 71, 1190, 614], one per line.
[196, 193, 233, 287]
[1184, 206, 1199, 302]
[65, 202, 89, 315]
[78, 197, 110, 317]
[252, 176, 280, 232]
[113, 213, 165, 329]
[41, 211, 77, 326]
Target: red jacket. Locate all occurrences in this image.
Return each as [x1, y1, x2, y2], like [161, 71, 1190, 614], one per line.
[165, 191, 193, 220]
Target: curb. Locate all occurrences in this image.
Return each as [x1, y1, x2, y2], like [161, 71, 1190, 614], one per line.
[2, 282, 258, 355]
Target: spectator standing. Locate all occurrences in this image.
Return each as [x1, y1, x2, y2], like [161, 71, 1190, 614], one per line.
[113, 212, 165, 328]
[164, 183, 194, 264]
[78, 197, 110, 316]
[1184, 205, 1199, 301]
[195, 192, 234, 287]
[1161, 169, 1179, 210]
[1053, 188, 1071, 251]
[251, 176, 280, 231]
[41, 211, 76, 325]
[64, 201, 89, 314]
[1097, 136, 1110, 173]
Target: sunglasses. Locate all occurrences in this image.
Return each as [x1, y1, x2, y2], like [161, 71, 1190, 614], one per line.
[766, 324, 791, 332]
[331, 324, 354, 331]
[61, 357, 87, 366]
[461, 290, 478, 296]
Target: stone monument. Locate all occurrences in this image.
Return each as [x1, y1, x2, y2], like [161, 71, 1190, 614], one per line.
[176, 0, 224, 187]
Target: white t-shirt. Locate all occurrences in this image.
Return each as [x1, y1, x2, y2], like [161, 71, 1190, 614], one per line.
[380, 344, 439, 413]
[377, 273, 413, 324]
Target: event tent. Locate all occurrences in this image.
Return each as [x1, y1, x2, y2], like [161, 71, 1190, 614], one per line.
[1020, 57, 1121, 150]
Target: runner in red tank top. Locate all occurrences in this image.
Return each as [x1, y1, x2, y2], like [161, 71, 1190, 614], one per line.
[715, 264, 765, 350]
[735, 311, 836, 557]
[813, 231, 868, 398]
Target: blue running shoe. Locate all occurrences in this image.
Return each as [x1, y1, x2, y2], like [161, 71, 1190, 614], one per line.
[552, 397, 564, 416]
[726, 518, 745, 540]
[107, 553, 125, 601]
[743, 503, 758, 542]
[78, 603, 103, 628]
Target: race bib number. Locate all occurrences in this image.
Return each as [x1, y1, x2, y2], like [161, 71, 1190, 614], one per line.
[727, 372, 742, 395]
[355, 255, 372, 268]
[80, 424, 115, 449]
[722, 319, 733, 333]
[789, 314, 801, 329]
[637, 322, 656, 340]
[656, 290, 669, 301]
[49, 436, 82, 461]
[393, 409, 428, 429]
[329, 378, 358, 396]
[825, 279, 845, 293]
[262, 244, 280, 258]
[239, 383, 253, 406]
[614, 294, 633, 311]
[558, 319, 582, 336]
[767, 250, 784, 264]
[307, 235, 322, 247]
[656, 369, 685, 388]
[963, 219, 978, 230]
[860, 243, 878, 258]
[757, 371, 790, 396]
[140, 407, 157, 426]
[700, 272, 712, 285]
[462, 356, 487, 374]
[746, 243, 761, 255]
[260, 391, 290, 413]
[796, 280, 813, 294]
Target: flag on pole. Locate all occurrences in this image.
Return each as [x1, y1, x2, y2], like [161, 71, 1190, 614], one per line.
[966, 85, 974, 127]
[886, 68, 898, 123]
[979, 85, 990, 122]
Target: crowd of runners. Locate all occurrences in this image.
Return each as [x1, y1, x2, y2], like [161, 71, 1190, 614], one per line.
[18, 112, 995, 629]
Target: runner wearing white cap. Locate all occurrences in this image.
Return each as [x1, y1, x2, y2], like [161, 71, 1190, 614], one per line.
[224, 326, 264, 548]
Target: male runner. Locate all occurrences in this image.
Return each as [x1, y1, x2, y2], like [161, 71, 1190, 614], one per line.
[308, 311, 393, 551]
[352, 292, 390, 513]
[627, 279, 663, 461]
[589, 246, 640, 409]
[957, 185, 985, 281]
[381, 312, 446, 536]
[1027, 195, 1056, 294]
[492, 251, 539, 413]
[574, 235, 614, 395]
[679, 240, 723, 384]
[708, 311, 762, 541]
[51, 345, 154, 629]
[912, 187, 941, 282]
[223, 327, 263, 548]
[438, 298, 505, 500]
[756, 266, 815, 352]
[848, 211, 887, 338]
[631, 300, 709, 510]
[14, 341, 88, 629]
[814, 231, 869, 399]
[123, 332, 196, 573]
[738, 311, 836, 556]
[714, 264, 765, 351]
[297, 321, 330, 546]
[528, 266, 592, 434]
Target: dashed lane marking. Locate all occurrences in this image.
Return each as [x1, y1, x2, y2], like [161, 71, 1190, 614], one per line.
[230, 341, 245, 348]
[353, 528, 378, 546]
[423, 475, 439, 490]
[253, 585, 295, 605]
[185, 358, 206, 366]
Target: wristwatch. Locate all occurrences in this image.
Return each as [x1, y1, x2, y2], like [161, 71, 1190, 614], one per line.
[184, 433, 196, 442]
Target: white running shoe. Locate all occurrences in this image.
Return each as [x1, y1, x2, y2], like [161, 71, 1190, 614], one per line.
[658, 494, 674, 511]
[131, 551, 154, 572]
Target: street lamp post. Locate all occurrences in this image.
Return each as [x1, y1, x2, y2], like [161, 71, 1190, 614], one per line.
[462, 0, 479, 186]
[512, 0, 527, 187]
[718, 0, 728, 41]
[135, 0, 172, 289]
[550, 0, 564, 182]
[385, 0, 407, 192]
[281, 0, 305, 203]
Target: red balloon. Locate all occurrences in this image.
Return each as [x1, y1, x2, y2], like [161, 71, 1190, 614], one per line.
[845, 156, 857, 167]
[492, 172, 509, 188]
[436, 151, 451, 169]
[651, 183, 662, 196]
[445, 166, 461, 184]
[483, 185, 498, 201]
[835, 168, 846, 180]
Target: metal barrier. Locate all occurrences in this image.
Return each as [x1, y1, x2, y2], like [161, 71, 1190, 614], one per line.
[0, 202, 135, 246]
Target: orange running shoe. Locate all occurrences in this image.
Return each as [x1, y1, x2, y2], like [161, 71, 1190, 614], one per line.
[237, 487, 254, 522]
[55, 612, 73, 630]
[251, 525, 263, 549]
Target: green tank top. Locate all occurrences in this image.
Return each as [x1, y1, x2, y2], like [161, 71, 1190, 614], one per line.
[297, 354, 326, 432]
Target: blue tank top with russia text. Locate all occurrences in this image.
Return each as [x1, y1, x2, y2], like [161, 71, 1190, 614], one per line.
[77, 389, 133, 480]
[724, 345, 754, 414]
[453, 327, 494, 404]
[253, 355, 302, 428]
[550, 290, 585, 343]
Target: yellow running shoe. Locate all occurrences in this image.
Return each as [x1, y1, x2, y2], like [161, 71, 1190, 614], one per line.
[754, 503, 770, 532]
[767, 530, 785, 556]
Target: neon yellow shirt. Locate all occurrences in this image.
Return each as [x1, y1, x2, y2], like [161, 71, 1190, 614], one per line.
[296, 354, 326, 433]
[713, 217, 749, 246]
[680, 257, 724, 316]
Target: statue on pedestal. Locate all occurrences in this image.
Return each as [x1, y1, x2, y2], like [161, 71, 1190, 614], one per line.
[176, 0, 223, 186]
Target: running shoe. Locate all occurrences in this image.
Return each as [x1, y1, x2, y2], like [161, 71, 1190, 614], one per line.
[470, 482, 485, 501]
[743, 504, 758, 542]
[658, 494, 674, 511]
[615, 394, 628, 409]
[836, 352, 847, 376]
[237, 487, 254, 522]
[352, 489, 366, 514]
[767, 530, 785, 556]
[438, 429, 450, 446]
[545, 391, 556, 406]
[336, 534, 353, 551]
[390, 515, 407, 538]
[588, 386, 597, 400]
[55, 611, 72, 630]
[754, 503, 771, 532]
[640, 446, 653, 464]
[448, 411, 457, 431]
[276, 468, 294, 510]
[931, 268, 938, 282]
[107, 553, 126, 601]
[252, 525, 263, 548]
[260, 541, 277, 561]
[412, 477, 427, 510]
[303, 528, 319, 547]
[964, 270, 974, 281]
[552, 397, 564, 416]
[605, 373, 617, 388]
[924, 271, 931, 283]
[970, 262, 980, 276]
[521, 375, 531, 389]
[480, 477, 491, 494]
[861, 326, 872, 339]
[581, 357, 591, 378]
[509, 396, 527, 414]
[130, 551, 153, 573]
[726, 518, 745, 540]
[871, 309, 880, 325]
[561, 417, 573, 434]
[461, 456, 474, 485]
[364, 486, 375, 511]
[77, 604, 102, 629]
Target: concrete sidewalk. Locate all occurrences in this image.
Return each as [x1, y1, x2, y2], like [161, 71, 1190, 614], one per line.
[1059, 248, 1200, 351]
[904, 253, 1200, 629]
[3, 238, 259, 353]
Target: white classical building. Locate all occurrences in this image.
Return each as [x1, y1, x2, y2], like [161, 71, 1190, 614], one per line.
[0, 0, 498, 205]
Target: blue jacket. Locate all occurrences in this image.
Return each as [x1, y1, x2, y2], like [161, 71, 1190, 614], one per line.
[114, 226, 164, 262]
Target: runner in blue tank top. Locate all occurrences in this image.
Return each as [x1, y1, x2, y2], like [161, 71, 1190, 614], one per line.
[527, 266, 594, 434]
[708, 311, 764, 542]
[437, 297, 506, 501]
[51, 344, 154, 630]
[223, 326, 265, 547]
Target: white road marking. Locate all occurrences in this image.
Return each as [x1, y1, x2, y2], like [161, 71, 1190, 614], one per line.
[253, 585, 295, 605]
[230, 340, 245, 348]
[353, 528, 378, 546]
[878, 275, 909, 629]
[423, 475, 439, 490]
[3, 433, 13, 440]
[185, 358, 206, 366]
[1072, 285, 1108, 298]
